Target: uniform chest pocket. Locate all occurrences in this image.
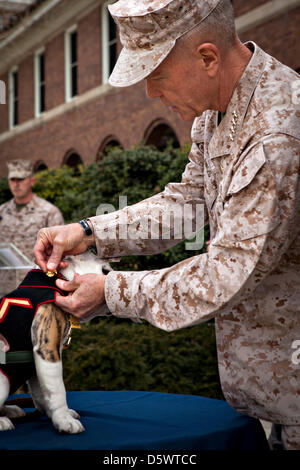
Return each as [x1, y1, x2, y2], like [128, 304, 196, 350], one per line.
[215, 143, 280, 242]
[227, 143, 266, 196]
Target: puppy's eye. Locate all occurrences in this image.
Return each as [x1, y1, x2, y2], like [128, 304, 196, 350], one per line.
[102, 268, 110, 275]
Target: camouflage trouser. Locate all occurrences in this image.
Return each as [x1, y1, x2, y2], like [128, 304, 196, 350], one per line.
[268, 424, 300, 450]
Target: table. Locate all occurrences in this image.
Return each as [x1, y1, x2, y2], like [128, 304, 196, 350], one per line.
[0, 391, 269, 450]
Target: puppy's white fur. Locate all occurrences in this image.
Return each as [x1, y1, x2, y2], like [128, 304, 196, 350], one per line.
[60, 251, 112, 320]
[61, 251, 111, 280]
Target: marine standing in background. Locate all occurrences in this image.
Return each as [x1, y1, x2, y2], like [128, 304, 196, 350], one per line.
[0, 159, 64, 263]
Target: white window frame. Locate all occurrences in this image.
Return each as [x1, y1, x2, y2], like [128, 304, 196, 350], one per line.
[65, 24, 78, 102]
[0, 79, 5, 105]
[34, 46, 46, 117]
[8, 65, 18, 130]
[101, 1, 117, 84]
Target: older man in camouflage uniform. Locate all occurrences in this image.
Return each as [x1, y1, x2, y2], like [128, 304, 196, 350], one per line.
[34, 0, 300, 449]
[0, 159, 64, 263]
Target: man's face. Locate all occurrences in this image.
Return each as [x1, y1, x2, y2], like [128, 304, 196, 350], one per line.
[8, 176, 35, 201]
[145, 42, 218, 121]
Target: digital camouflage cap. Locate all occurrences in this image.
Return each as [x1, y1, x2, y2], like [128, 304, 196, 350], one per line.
[7, 160, 33, 179]
[108, 0, 222, 87]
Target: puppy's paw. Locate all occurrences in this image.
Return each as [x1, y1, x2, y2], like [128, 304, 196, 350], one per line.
[4, 405, 26, 419]
[52, 410, 85, 434]
[68, 408, 80, 419]
[0, 416, 15, 431]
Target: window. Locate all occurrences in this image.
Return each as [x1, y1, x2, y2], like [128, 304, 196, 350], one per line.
[34, 48, 46, 116]
[9, 66, 18, 129]
[63, 151, 83, 175]
[144, 122, 180, 151]
[65, 25, 78, 102]
[34, 160, 48, 172]
[97, 136, 122, 159]
[0, 80, 5, 105]
[64, 152, 83, 169]
[102, 1, 118, 84]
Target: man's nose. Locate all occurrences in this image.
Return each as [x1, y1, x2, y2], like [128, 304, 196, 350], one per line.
[145, 79, 162, 99]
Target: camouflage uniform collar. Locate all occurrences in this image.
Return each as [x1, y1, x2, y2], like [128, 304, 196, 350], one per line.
[208, 41, 267, 159]
[5, 197, 21, 215]
[11, 194, 37, 213]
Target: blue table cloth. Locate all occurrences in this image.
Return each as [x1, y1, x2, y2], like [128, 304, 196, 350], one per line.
[1, 391, 269, 450]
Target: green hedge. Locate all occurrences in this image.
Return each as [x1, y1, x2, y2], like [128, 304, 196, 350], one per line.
[63, 318, 223, 400]
[32, 143, 192, 222]
[0, 176, 10, 204]
[0, 145, 223, 399]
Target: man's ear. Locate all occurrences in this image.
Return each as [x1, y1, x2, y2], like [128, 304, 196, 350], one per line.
[197, 43, 219, 78]
[30, 176, 36, 187]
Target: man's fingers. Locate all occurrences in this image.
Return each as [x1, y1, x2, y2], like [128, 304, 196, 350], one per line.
[34, 233, 50, 271]
[34, 225, 71, 272]
[34, 223, 93, 272]
[34, 254, 47, 273]
[54, 274, 106, 320]
[58, 260, 69, 270]
[56, 277, 78, 292]
[46, 241, 65, 271]
[55, 293, 74, 312]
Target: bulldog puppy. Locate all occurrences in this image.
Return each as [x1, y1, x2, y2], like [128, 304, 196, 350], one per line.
[0, 251, 111, 433]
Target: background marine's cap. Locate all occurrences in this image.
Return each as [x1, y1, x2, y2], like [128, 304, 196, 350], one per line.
[108, 0, 221, 87]
[7, 160, 33, 179]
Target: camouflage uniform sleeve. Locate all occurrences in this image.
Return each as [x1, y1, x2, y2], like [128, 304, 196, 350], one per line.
[89, 140, 208, 258]
[103, 134, 299, 331]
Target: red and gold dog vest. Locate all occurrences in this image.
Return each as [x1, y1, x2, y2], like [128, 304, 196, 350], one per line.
[0, 269, 66, 393]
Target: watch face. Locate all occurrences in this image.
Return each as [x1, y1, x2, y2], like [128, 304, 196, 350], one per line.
[79, 220, 92, 235]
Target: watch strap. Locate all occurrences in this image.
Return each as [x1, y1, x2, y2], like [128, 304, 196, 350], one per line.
[78, 219, 92, 236]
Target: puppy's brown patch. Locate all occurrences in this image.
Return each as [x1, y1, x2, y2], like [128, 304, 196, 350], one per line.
[32, 303, 68, 362]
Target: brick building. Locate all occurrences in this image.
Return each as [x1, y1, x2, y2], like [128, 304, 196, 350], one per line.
[0, 0, 299, 175]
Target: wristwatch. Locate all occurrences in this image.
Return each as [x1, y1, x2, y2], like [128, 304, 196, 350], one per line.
[78, 219, 92, 236]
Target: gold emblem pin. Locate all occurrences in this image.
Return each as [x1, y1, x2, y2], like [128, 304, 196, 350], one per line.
[46, 270, 57, 277]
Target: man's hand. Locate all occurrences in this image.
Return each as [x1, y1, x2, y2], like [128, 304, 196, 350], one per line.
[34, 223, 95, 272]
[55, 273, 106, 322]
